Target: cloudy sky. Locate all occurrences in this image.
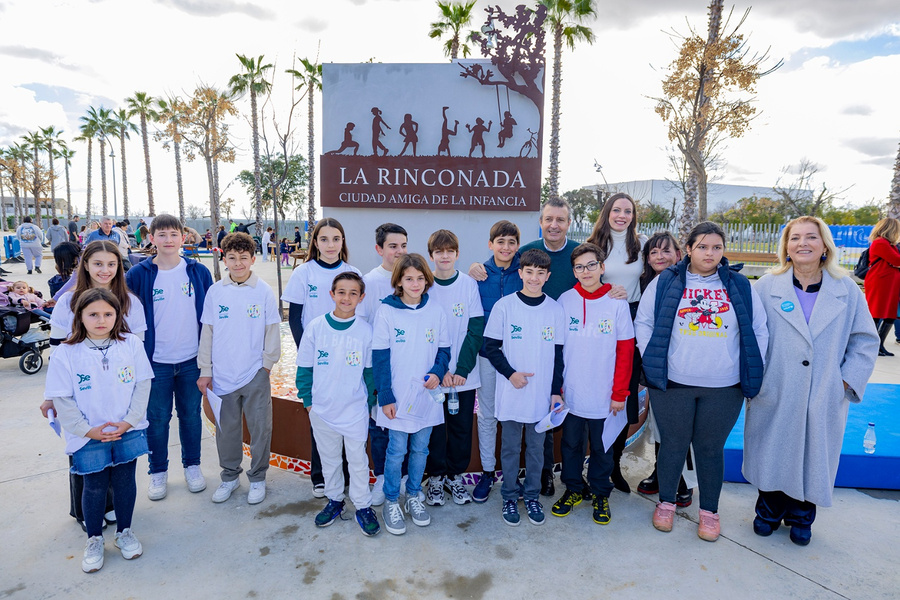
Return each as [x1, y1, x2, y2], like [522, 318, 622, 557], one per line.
[2, 0, 899, 219]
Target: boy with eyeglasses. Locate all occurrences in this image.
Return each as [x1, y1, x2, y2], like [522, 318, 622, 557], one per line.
[553, 243, 634, 525]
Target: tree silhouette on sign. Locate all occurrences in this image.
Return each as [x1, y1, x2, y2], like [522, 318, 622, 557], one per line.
[458, 4, 547, 157]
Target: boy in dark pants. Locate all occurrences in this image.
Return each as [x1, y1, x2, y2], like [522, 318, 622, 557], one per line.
[553, 243, 634, 523]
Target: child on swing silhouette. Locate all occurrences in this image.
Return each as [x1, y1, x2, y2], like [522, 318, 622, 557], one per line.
[497, 111, 516, 149]
[467, 118, 492, 158]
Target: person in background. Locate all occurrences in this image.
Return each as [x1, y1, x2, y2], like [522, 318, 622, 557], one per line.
[862, 218, 900, 356]
[68, 215, 81, 243]
[16, 216, 45, 274]
[49, 242, 81, 298]
[743, 216, 878, 546]
[48, 218, 70, 250]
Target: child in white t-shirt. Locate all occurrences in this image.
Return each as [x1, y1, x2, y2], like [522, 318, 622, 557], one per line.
[198, 233, 282, 506]
[360, 223, 408, 506]
[282, 218, 361, 499]
[44, 288, 154, 573]
[483, 249, 566, 527]
[553, 243, 634, 525]
[373, 253, 450, 535]
[297, 272, 380, 537]
[423, 229, 484, 507]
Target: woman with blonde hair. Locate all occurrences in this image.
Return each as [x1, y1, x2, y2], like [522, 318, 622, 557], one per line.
[863, 217, 900, 356]
[743, 216, 878, 545]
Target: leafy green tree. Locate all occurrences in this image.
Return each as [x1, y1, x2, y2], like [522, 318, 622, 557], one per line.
[229, 54, 273, 240]
[428, 1, 477, 60]
[561, 187, 599, 228]
[111, 109, 138, 220]
[712, 195, 786, 224]
[126, 92, 159, 216]
[540, 0, 597, 201]
[288, 58, 322, 232]
[236, 153, 308, 221]
[639, 200, 675, 225]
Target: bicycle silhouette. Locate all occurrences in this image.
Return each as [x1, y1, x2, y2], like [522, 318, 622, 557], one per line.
[519, 128, 538, 158]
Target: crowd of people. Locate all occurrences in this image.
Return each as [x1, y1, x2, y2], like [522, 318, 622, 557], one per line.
[5, 199, 891, 575]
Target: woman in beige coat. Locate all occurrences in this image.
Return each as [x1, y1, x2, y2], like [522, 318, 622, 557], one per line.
[743, 217, 878, 545]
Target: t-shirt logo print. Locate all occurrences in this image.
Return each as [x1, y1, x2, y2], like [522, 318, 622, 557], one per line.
[452, 303, 464, 317]
[541, 326, 554, 341]
[218, 305, 229, 319]
[246, 304, 261, 318]
[317, 350, 329, 366]
[346, 350, 362, 367]
[77, 373, 91, 391]
[308, 283, 318, 298]
[677, 293, 729, 331]
[510, 324, 523, 340]
[181, 282, 193, 297]
[394, 328, 406, 343]
[425, 328, 435, 343]
[598, 319, 613, 334]
[118, 366, 135, 384]
[569, 317, 579, 331]
[153, 288, 164, 302]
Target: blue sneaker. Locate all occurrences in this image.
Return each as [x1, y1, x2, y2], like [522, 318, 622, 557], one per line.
[502, 499, 520, 526]
[355, 507, 381, 537]
[314, 499, 345, 527]
[472, 472, 494, 504]
[525, 499, 545, 525]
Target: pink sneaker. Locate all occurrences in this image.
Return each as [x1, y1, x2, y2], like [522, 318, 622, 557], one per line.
[652, 501, 676, 532]
[698, 509, 720, 541]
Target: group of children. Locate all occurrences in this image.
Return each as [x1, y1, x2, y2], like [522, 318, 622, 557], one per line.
[43, 211, 640, 573]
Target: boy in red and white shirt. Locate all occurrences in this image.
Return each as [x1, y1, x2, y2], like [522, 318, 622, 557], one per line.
[554, 242, 633, 525]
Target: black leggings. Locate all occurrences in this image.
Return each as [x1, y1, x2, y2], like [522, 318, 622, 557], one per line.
[651, 384, 744, 512]
[83, 460, 137, 537]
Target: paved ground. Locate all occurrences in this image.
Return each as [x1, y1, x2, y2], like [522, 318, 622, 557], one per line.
[1, 249, 897, 600]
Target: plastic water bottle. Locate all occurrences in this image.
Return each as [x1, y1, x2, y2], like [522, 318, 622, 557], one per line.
[448, 388, 459, 415]
[425, 376, 445, 404]
[863, 422, 876, 455]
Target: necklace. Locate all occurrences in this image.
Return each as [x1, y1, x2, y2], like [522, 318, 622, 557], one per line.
[86, 338, 112, 370]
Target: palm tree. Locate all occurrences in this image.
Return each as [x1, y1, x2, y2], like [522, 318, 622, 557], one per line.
[540, 0, 597, 201]
[288, 58, 322, 233]
[22, 130, 46, 228]
[156, 96, 188, 222]
[41, 125, 63, 219]
[229, 54, 273, 240]
[126, 92, 159, 216]
[889, 140, 900, 219]
[83, 106, 115, 216]
[58, 143, 75, 220]
[111, 109, 139, 221]
[428, 1, 477, 60]
[76, 118, 97, 222]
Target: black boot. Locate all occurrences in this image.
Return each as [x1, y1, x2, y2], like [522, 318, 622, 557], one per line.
[877, 319, 895, 356]
[637, 443, 660, 495]
[610, 428, 631, 494]
[675, 476, 693, 507]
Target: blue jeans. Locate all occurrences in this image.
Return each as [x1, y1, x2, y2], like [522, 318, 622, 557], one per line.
[146, 357, 203, 474]
[383, 426, 432, 503]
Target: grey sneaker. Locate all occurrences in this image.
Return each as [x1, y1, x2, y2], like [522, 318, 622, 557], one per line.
[425, 476, 445, 506]
[211, 479, 240, 503]
[184, 466, 206, 493]
[383, 500, 406, 535]
[247, 481, 266, 505]
[444, 475, 472, 505]
[371, 475, 385, 506]
[405, 492, 431, 527]
[114, 528, 143, 560]
[82, 536, 104, 573]
[148, 472, 167, 501]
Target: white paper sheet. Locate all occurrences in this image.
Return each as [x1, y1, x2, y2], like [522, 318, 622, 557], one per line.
[47, 408, 61, 437]
[206, 390, 223, 426]
[601, 407, 628, 452]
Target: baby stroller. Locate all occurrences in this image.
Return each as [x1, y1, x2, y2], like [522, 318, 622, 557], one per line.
[0, 307, 51, 374]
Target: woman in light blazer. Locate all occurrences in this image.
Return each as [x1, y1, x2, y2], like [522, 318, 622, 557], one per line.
[743, 217, 878, 546]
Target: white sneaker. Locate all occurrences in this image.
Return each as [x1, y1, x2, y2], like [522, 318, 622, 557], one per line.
[184, 466, 207, 493]
[405, 492, 431, 527]
[371, 475, 385, 506]
[211, 479, 240, 503]
[444, 475, 473, 505]
[425, 476, 446, 506]
[248, 481, 266, 505]
[82, 536, 104, 573]
[147, 472, 167, 501]
[312, 483, 326, 498]
[114, 528, 143, 560]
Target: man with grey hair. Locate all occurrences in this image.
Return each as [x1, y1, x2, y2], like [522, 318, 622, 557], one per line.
[85, 216, 122, 245]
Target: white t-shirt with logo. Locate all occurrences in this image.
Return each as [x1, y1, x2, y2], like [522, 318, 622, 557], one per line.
[151, 259, 200, 364]
[201, 277, 281, 396]
[297, 314, 373, 441]
[428, 272, 483, 393]
[52, 292, 147, 339]
[484, 294, 566, 423]
[558, 289, 634, 419]
[281, 260, 362, 329]
[44, 334, 154, 454]
[373, 299, 450, 433]
[359, 265, 394, 324]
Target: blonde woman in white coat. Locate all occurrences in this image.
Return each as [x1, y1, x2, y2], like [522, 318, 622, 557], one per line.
[743, 217, 878, 546]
